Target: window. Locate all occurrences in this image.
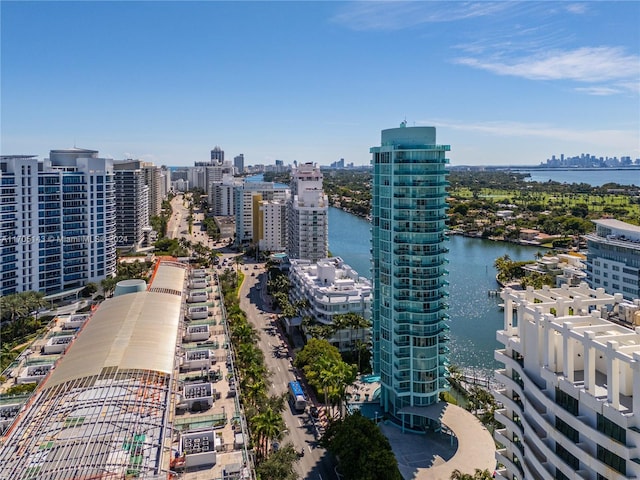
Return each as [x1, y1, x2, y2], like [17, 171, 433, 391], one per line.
[597, 445, 626, 475]
[556, 443, 579, 470]
[556, 417, 579, 443]
[555, 388, 579, 415]
[597, 413, 626, 445]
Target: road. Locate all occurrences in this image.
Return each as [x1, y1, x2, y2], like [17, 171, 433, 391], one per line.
[169, 193, 336, 478]
[238, 265, 337, 480]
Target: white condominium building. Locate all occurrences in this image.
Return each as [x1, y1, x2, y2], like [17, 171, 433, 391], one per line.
[257, 199, 287, 253]
[287, 163, 328, 262]
[113, 161, 150, 250]
[289, 257, 371, 351]
[0, 155, 40, 295]
[234, 181, 288, 245]
[585, 219, 640, 301]
[494, 282, 640, 480]
[209, 174, 238, 217]
[0, 149, 116, 296]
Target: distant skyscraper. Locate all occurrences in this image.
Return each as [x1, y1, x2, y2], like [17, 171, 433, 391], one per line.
[210, 146, 224, 163]
[287, 163, 328, 262]
[234, 154, 244, 174]
[370, 124, 450, 425]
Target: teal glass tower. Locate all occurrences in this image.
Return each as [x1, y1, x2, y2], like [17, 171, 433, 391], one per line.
[370, 123, 450, 426]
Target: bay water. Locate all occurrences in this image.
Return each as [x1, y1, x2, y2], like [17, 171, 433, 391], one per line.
[514, 168, 639, 187]
[328, 206, 544, 380]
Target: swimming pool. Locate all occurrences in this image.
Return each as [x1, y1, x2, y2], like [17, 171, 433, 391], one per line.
[361, 374, 381, 383]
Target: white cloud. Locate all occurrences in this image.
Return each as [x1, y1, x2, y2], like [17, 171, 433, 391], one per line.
[421, 119, 639, 151]
[574, 86, 622, 96]
[331, 1, 512, 31]
[454, 46, 640, 86]
[565, 3, 588, 15]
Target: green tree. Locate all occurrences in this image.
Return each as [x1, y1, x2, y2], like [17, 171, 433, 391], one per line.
[320, 411, 403, 480]
[255, 443, 299, 480]
[450, 468, 494, 480]
[251, 406, 285, 459]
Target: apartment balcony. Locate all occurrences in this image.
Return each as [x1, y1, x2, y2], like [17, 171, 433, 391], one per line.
[495, 408, 523, 437]
[496, 448, 524, 478]
[392, 179, 449, 188]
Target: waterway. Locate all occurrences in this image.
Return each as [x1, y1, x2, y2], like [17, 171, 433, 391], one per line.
[328, 206, 544, 380]
[513, 168, 639, 187]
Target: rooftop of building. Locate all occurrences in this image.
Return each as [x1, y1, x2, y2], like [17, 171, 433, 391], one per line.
[593, 218, 640, 233]
[0, 261, 187, 479]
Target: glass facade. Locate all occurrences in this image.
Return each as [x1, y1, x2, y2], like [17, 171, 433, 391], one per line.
[370, 125, 450, 423]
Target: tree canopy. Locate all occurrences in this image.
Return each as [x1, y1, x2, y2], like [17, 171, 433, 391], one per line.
[320, 411, 403, 480]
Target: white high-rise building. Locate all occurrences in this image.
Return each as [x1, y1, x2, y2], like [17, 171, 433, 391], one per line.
[113, 161, 150, 250]
[287, 163, 328, 262]
[585, 219, 640, 301]
[234, 181, 289, 245]
[141, 163, 163, 217]
[0, 155, 40, 295]
[257, 199, 288, 253]
[494, 283, 640, 480]
[0, 149, 116, 296]
[209, 174, 237, 217]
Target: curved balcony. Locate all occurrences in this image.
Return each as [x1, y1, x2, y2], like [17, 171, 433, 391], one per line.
[392, 180, 449, 188]
[393, 202, 448, 211]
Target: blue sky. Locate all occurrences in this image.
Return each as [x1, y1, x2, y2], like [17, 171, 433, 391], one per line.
[2, 1, 639, 167]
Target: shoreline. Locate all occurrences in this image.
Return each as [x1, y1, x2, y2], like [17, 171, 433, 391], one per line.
[330, 204, 555, 249]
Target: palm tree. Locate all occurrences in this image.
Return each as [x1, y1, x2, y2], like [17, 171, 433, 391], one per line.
[251, 406, 285, 459]
[236, 343, 263, 370]
[231, 322, 258, 344]
[244, 378, 268, 408]
[450, 469, 494, 480]
[101, 277, 118, 298]
[24, 291, 49, 325]
[233, 255, 244, 286]
[328, 361, 357, 419]
[0, 294, 28, 323]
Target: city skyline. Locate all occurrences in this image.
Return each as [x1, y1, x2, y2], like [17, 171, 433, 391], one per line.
[2, 1, 639, 167]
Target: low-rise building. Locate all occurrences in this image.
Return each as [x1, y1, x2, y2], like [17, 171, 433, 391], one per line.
[289, 257, 371, 351]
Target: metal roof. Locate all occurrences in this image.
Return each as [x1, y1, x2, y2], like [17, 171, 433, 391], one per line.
[45, 289, 183, 389]
[0, 261, 187, 479]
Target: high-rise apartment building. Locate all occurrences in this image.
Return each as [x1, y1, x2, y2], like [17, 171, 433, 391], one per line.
[209, 175, 237, 217]
[257, 199, 288, 253]
[234, 181, 289, 245]
[0, 155, 40, 295]
[370, 124, 450, 425]
[494, 283, 640, 480]
[113, 160, 150, 250]
[234, 154, 244, 175]
[585, 219, 640, 301]
[0, 149, 116, 296]
[141, 163, 163, 217]
[287, 163, 328, 262]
